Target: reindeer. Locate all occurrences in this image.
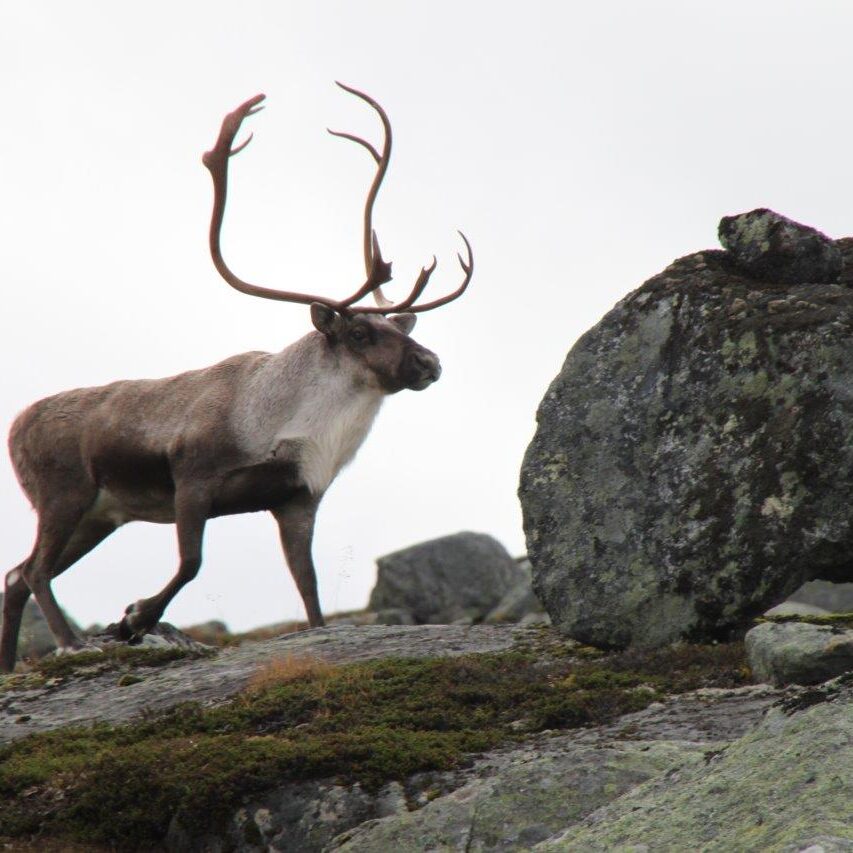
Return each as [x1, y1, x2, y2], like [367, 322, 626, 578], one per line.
[0, 84, 472, 672]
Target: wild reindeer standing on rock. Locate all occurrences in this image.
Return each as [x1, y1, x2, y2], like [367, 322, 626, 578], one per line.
[0, 84, 473, 672]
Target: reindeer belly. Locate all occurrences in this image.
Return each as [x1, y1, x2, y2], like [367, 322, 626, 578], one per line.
[85, 487, 177, 526]
[86, 444, 177, 523]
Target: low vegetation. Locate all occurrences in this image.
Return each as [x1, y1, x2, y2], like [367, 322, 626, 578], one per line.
[0, 643, 749, 848]
[760, 611, 853, 629]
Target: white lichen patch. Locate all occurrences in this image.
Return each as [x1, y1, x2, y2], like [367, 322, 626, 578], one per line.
[722, 414, 738, 434]
[760, 495, 793, 520]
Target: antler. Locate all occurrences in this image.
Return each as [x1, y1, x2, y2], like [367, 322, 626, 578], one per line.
[328, 82, 394, 308]
[202, 86, 473, 316]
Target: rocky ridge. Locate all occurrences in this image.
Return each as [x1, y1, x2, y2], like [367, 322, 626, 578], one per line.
[3, 624, 849, 851]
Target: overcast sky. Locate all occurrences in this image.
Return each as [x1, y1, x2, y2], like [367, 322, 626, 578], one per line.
[2, 2, 852, 632]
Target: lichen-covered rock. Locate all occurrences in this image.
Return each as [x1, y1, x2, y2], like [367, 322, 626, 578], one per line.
[328, 740, 705, 852]
[746, 620, 853, 686]
[368, 532, 524, 624]
[535, 675, 853, 850]
[719, 208, 842, 284]
[520, 236, 853, 649]
[168, 778, 414, 853]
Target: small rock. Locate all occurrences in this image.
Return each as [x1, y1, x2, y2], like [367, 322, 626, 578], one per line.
[728, 297, 747, 316]
[369, 532, 524, 624]
[88, 622, 212, 653]
[718, 208, 842, 284]
[745, 620, 853, 686]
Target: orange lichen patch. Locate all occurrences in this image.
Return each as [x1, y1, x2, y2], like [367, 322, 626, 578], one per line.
[243, 655, 338, 694]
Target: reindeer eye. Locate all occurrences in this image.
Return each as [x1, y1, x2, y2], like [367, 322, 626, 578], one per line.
[350, 326, 369, 343]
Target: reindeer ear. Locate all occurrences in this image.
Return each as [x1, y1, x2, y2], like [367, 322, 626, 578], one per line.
[311, 303, 345, 339]
[389, 313, 417, 336]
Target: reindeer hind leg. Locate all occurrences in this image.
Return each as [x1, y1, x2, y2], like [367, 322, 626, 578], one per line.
[1, 562, 32, 673]
[1, 516, 118, 672]
[18, 487, 114, 657]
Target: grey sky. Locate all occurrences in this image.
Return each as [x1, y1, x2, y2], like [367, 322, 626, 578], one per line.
[2, 2, 850, 631]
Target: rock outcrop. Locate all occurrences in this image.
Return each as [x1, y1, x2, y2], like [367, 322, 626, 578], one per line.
[327, 687, 776, 852]
[520, 212, 853, 649]
[368, 532, 524, 624]
[535, 674, 853, 851]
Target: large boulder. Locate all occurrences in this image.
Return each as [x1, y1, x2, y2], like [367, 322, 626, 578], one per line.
[368, 533, 524, 624]
[520, 212, 853, 649]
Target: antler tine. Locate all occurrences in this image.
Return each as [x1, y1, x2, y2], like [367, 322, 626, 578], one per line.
[344, 233, 472, 315]
[399, 232, 473, 315]
[203, 94, 339, 307]
[329, 81, 394, 308]
[337, 232, 393, 309]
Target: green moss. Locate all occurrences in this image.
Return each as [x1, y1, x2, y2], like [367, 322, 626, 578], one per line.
[757, 611, 853, 629]
[0, 643, 748, 848]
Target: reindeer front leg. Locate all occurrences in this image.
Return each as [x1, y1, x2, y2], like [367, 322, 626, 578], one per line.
[272, 491, 325, 628]
[119, 491, 209, 641]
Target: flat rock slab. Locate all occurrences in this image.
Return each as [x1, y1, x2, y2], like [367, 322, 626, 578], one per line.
[0, 624, 540, 743]
[330, 739, 708, 852]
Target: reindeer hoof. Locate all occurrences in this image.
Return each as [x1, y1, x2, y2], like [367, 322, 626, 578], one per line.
[118, 616, 146, 645]
[119, 603, 152, 644]
[117, 617, 135, 642]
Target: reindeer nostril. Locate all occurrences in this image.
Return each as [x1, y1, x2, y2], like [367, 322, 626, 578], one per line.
[413, 351, 439, 374]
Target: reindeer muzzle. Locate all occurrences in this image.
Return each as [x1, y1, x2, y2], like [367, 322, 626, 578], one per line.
[408, 349, 441, 390]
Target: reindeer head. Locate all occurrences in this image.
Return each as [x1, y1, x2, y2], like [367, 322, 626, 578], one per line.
[201, 83, 472, 395]
[309, 306, 440, 393]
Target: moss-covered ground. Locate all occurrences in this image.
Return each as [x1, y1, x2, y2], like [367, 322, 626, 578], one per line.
[1, 645, 215, 694]
[0, 642, 748, 849]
